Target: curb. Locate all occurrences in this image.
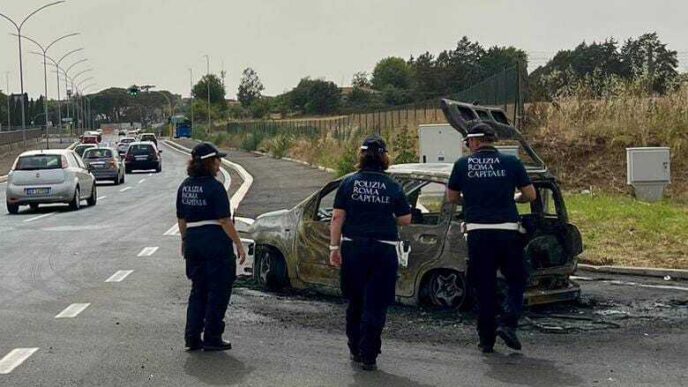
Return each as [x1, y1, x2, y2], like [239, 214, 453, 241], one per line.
[577, 263, 688, 280]
[251, 150, 336, 174]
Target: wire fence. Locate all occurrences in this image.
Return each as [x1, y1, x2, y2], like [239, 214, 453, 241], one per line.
[0, 128, 44, 146]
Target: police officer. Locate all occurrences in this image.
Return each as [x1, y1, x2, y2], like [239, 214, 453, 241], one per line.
[446, 123, 536, 353]
[329, 135, 412, 371]
[176, 142, 246, 352]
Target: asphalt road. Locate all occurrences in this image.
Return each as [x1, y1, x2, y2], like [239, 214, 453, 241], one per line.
[0, 137, 686, 386]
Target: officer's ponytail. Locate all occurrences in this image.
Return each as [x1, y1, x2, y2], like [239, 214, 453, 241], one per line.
[187, 157, 217, 177]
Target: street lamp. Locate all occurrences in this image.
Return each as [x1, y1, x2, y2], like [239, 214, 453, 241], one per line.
[70, 68, 92, 132]
[203, 54, 210, 132]
[0, 0, 66, 144]
[4, 72, 10, 130]
[188, 67, 194, 134]
[82, 83, 97, 129]
[18, 32, 79, 148]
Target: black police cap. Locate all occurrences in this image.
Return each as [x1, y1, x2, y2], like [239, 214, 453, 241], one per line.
[191, 142, 227, 160]
[360, 135, 388, 153]
[465, 123, 498, 142]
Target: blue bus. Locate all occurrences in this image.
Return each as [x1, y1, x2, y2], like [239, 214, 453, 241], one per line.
[172, 115, 192, 138]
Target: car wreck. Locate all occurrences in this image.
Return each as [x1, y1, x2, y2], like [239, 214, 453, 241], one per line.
[249, 99, 583, 309]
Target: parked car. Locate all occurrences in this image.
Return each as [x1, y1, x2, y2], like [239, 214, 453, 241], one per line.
[249, 100, 583, 309]
[6, 149, 97, 214]
[82, 147, 125, 185]
[116, 137, 136, 155]
[74, 144, 97, 158]
[124, 141, 162, 173]
[139, 133, 158, 146]
[80, 135, 99, 145]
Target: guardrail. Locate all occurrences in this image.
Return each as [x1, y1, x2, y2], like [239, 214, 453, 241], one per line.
[0, 129, 44, 146]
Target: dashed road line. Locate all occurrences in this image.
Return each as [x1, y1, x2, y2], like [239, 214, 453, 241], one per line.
[163, 224, 179, 236]
[137, 246, 159, 257]
[119, 187, 132, 192]
[138, 178, 146, 184]
[0, 348, 39, 374]
[23, 212, 56, 223]
[105, 270, 134, 283]
[98, 195, 107, 200]
[55, 303, 91, 319]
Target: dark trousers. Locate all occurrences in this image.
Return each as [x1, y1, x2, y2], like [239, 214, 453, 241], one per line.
[466, 229, 528, 346]
[183, 227, 236, 344]
[340, 238, 398, 362]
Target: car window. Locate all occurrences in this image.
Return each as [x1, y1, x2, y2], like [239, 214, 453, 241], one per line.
[84, 149, 113, 159]
[128, 144, 154, 155]
[15, 155, 63, 170]
[405, 181, 446, 225]
[317, 183, 339, 221]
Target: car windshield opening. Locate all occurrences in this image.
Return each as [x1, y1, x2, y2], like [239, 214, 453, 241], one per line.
[15, 155, 63, 170]
[84, 149, 113, 159]
[129, 145, 153, 155]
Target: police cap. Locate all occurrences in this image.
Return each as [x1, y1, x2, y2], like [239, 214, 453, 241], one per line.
[360, 135, 388, 153]
[191, 142, 227, 160]
[464, 123, 498, 143]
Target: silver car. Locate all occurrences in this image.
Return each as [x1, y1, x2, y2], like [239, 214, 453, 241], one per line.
[82, 147, 126, 185]
[6, 149, 97, 214]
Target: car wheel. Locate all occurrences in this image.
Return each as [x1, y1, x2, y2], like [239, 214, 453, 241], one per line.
[420, 270, 469, 309]
[7, 202, 19, 215]
[87, 184, 97, 206]
[254, 246, 289, 290]
[69, 187, 81, 211]
[30, 203, 39, 211]
[155, 164, 161, 173]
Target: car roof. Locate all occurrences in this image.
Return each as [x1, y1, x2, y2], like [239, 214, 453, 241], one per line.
[19, 149, 75, 157]
[84, 146, 115, 152]
[75, 144, 96, 148]
[129, 141, 156, 146]
[120, 137, 136, 141]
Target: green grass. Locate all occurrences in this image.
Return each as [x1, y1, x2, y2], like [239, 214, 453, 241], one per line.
[565, 193, 688, 269]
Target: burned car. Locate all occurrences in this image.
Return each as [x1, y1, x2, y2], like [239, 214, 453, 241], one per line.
[249, 100, 583, 309]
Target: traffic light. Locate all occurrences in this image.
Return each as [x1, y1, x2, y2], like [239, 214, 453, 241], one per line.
[127, 85, 140, 96]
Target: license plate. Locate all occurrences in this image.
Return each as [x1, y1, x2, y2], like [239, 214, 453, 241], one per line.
[135, 156, 148, 160]
[25, 188, 50, 196]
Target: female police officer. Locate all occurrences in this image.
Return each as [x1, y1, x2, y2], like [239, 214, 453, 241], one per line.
[329, 135, 412, 371]
[176, 142, 246, 352]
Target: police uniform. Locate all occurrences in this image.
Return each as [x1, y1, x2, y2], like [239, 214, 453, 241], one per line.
[448, 125, 531, 351]
[333, 136, 412, 367]
[176, 143, 236, 351]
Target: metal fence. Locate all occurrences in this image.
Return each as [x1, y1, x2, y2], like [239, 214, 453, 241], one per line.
[0, 128, 44, 146]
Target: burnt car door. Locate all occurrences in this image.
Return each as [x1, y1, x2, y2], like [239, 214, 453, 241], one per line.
[395, 179, 452, 297]
[293, 180, 342, 288]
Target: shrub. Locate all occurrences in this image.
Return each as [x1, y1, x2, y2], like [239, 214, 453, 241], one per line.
[392, 126, 418, 164]
[336, 143, 358, 177]
[240, 132, 264, 152]
[265, 134, 294, 158]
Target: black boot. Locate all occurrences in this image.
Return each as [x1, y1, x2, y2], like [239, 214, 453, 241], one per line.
[185, 339, 203, 352]
[203, 339, 232, 351]
[496, 326, 522, 350]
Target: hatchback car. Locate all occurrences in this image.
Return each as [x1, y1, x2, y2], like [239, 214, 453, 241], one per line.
[124, 142, 162, 173]
[116, 137, 136, 156]
[139, 133, 158, 146]
[74, 144, 97, 158]
[249, 100, 583, 309]
[82, 147, 125, 185]
[6, 149, 97, 214]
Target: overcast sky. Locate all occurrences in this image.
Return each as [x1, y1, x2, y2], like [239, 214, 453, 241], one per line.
[1, 0, 686, 99]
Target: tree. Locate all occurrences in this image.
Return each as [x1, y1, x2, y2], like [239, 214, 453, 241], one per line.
[352, 71, 371, 88]
[249, 98, 271, 119]
[287, 78, 341, 115]
[621, 32, 678, 93]
[192, 74, 226, 106]
[371, 57, 413, 90]
[237, 67, 264, 108]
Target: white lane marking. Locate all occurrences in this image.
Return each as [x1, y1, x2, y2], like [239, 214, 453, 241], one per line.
[138, 178, 146, 184]
[137, 246, 159, 257]
[603, 279, 688, 292]
[23, 212, 57, 223]
[148, 173, 153, 176]
[97, 195, 107, 200]
[105, 270, 134, 283]
[55, 303, 91, 319]
[0, 348, 39, 374]
[119, 187, 132, 192]
[163, 224, 179, 236]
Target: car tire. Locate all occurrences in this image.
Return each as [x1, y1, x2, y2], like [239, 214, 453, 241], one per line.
[87, 184, 97, 206]
[30, 203, 39, 211]
[420, 270, 470, 310]
[254, 246, 289, 290]
[7, 202, 19, 215]
[155, 164, 161, 173]
[69, 187, 81, 211]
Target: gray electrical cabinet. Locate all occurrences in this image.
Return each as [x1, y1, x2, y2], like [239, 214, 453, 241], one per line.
[626, 147, 671, 202]
[419, 124, 463, 164]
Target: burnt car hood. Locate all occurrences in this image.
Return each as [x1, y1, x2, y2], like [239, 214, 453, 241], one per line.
[440, 98, 547, 171]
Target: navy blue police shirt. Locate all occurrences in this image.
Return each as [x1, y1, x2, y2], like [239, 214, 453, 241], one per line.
[176, 176, 231, 223]
[448, 147, 531, 224]
[334, 169, 412, 241]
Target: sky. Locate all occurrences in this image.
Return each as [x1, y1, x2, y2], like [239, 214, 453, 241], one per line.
[0, 0, 687, 99]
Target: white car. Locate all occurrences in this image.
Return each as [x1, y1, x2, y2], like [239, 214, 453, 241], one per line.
[5, 149, 97, 214]
[117, 137, 136, 155]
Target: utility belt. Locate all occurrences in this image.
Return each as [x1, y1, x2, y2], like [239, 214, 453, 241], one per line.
[341, 236, 411, 268]
[461, 222, 526, 234]
[186, 220, 222, 229]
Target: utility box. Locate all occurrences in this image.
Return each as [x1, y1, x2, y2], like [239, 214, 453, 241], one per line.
[496, 145, 520, 159]
[626, 147, 671, 202]
[419, 124, 463, 164]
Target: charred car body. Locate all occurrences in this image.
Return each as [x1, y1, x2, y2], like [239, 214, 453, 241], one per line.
[249, 99, 583, 309]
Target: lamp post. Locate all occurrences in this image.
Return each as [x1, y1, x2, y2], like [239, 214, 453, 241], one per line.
[70, 68, 93, 132]
[18, 32, 79, 148]
[77, 77, 94, 130]
[82, 83, 96, 129]
[62, 58, 88, 128]
[203, 55, 210, 132]
[188, 67, 194, 133]
[4, 72, 10, 130]
[0, 1, 66, 144]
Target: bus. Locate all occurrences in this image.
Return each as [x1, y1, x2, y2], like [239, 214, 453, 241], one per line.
[171, 115, 192, 138]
